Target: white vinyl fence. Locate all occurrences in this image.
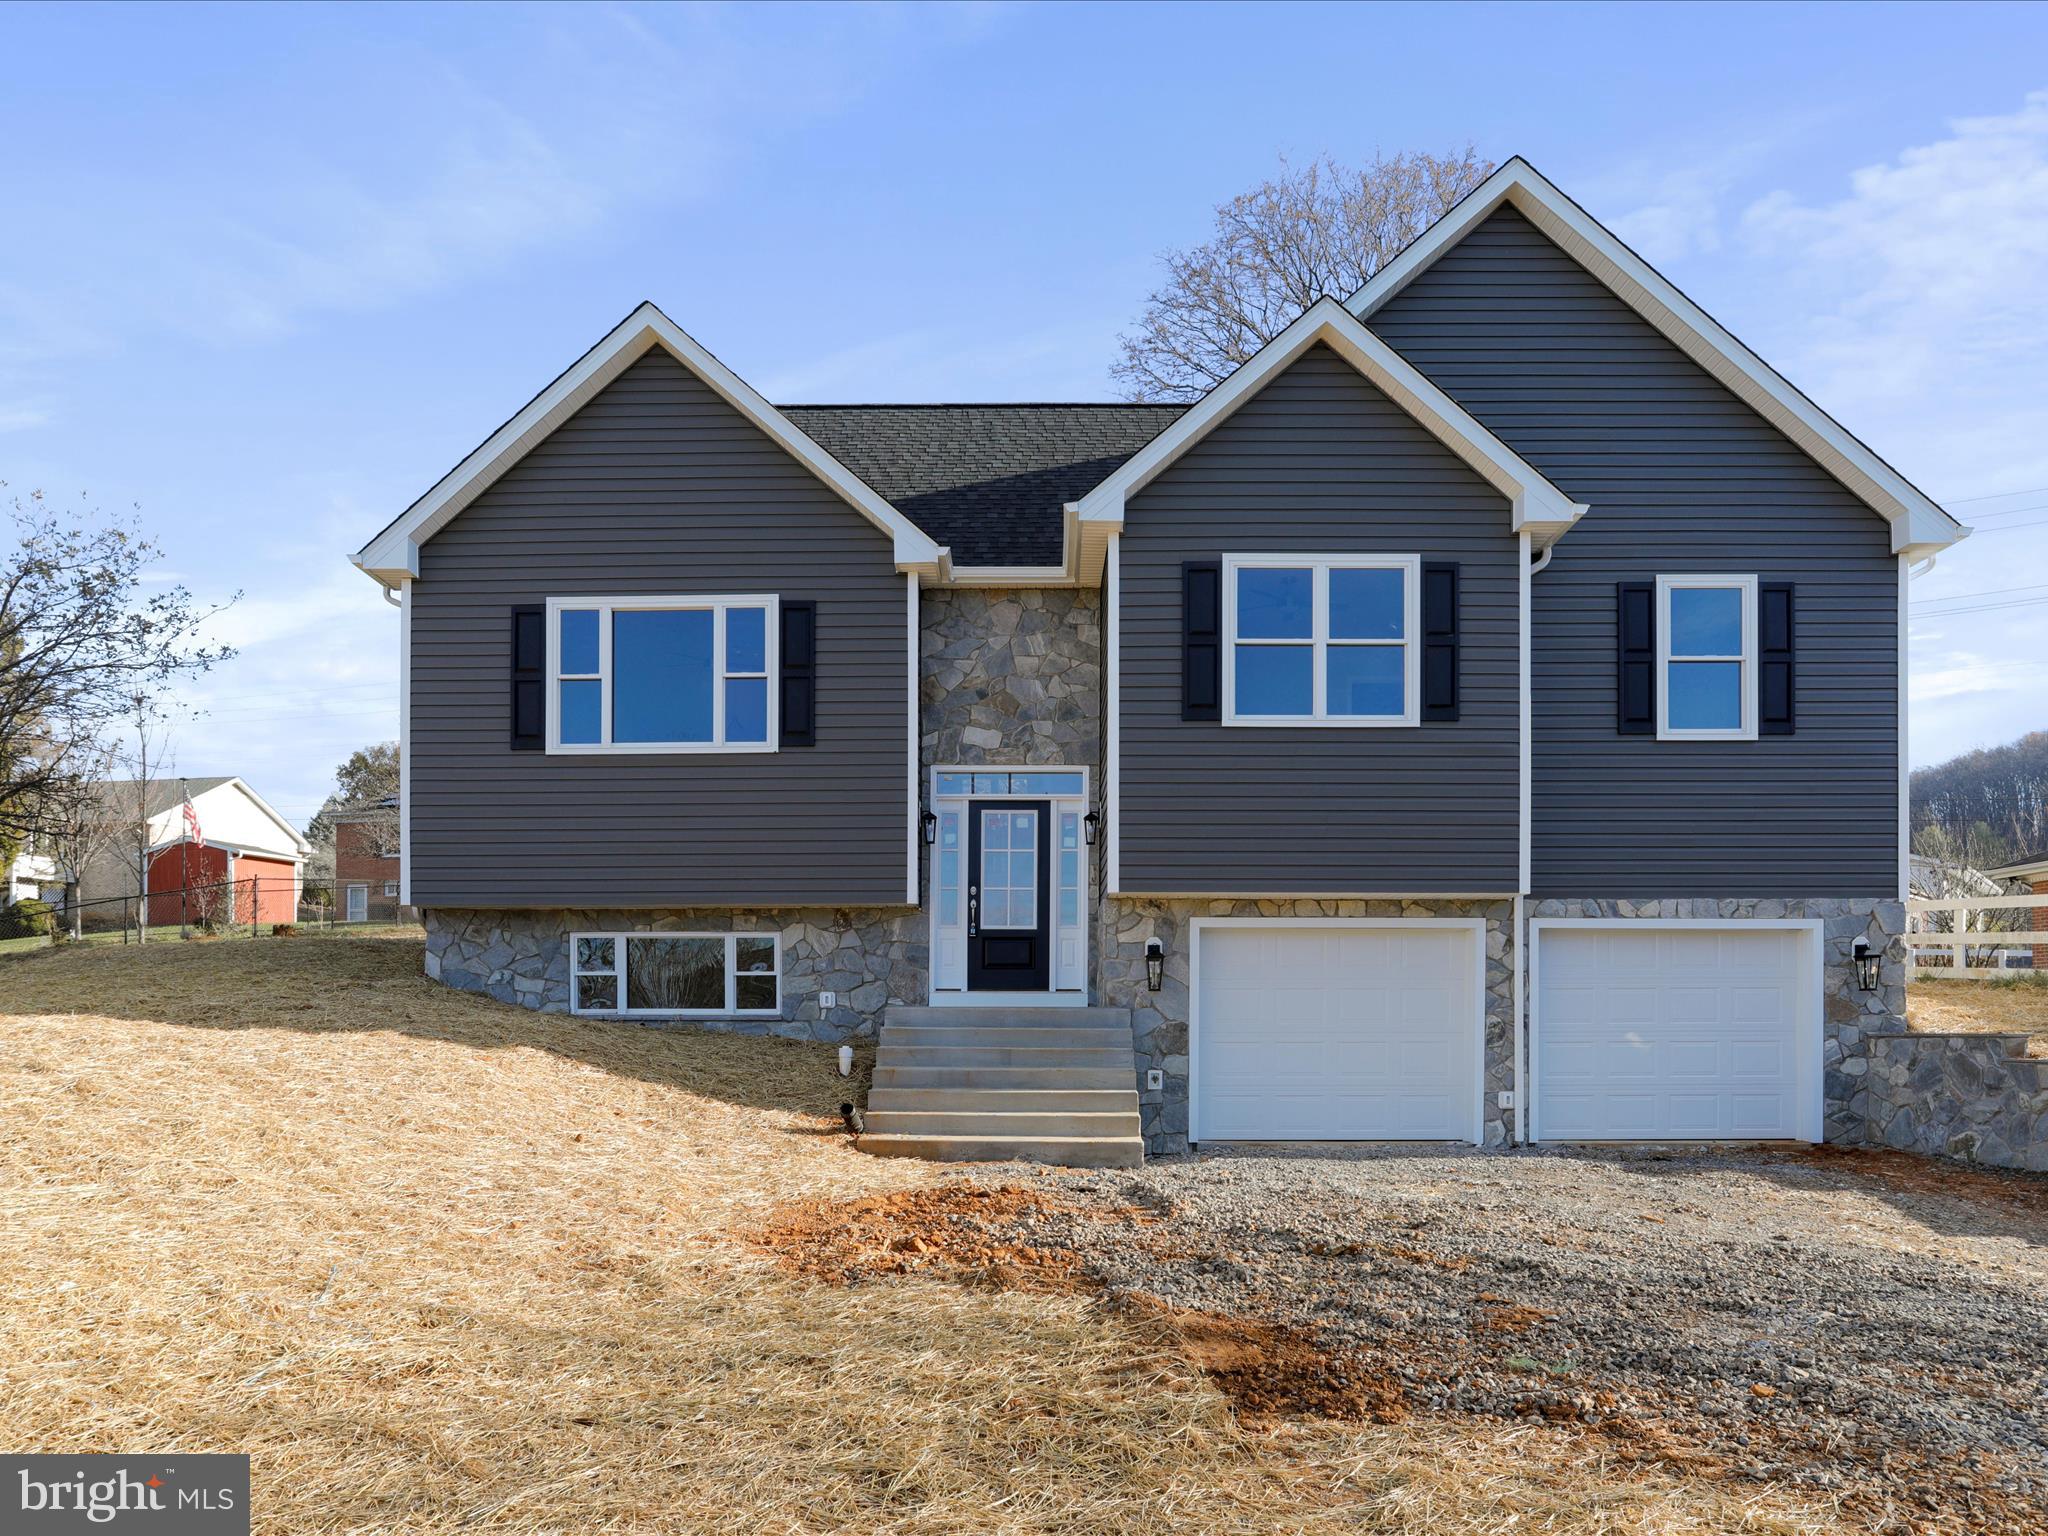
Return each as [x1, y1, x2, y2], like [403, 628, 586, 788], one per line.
[1905, 894, 2048, 979]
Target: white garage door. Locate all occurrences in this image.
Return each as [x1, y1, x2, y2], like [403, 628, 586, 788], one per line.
[1194, 924, 1480, 1142]
[1534, 926, 1815, 1142]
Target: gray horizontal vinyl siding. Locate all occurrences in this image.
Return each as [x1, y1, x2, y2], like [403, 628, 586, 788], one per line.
[1370, 205, 1897, 897]
[410, 348, 908, 908]
[1120, 343, 1519, 893]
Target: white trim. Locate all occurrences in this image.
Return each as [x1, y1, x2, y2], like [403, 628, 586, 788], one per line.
[543, 594, 778, 754]
[344, 883, 369, 923]
[1071, 297, 1587, 581]
[1655, 574, 1758, 741]
[1526, 917, 1824, 1144]
[1105, 532, 1122, 896]
[569, 929, 782, 1018]
[1221, 554, 1420, 727]
[1188, 916, 1488, 1147]
[1517, 533, 1532, 893]
[907, 573, 921, 906]
[1897, 555, 1910, 903]
[398, 580, 412, 908]
[1112, 889, 1517, 901]
[351, 302, 946, 587]
[1346, 158, 1967, 559]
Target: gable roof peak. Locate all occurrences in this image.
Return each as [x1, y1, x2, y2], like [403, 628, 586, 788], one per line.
[1347, 157, 1966, 556]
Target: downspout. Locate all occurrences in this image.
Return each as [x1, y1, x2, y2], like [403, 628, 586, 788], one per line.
[1514, 540, 1554, 1145]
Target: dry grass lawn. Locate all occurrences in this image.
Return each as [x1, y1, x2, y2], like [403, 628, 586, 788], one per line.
[1908, 975, 2048, 1057]
[0, 936, 1859, 1533]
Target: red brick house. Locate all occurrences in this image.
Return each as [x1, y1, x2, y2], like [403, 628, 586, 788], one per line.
[1987, 853, 2048, 968]
[333, 797, 410, 922]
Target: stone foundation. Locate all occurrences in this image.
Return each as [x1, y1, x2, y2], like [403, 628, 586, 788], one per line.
[1865, 1032, 2048, 1172]
[1528, 897, 1906, 1145]
[1095, 896, 1517, 1157]
[423, 906, 925, 1042]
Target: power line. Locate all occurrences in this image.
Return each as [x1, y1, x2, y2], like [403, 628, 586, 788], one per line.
[1914, 581, 2048, 608]
[1941, 485, 2048, 505]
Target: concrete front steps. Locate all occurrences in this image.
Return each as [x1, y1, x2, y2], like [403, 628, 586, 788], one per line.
[860, 1004, 1144, 1168]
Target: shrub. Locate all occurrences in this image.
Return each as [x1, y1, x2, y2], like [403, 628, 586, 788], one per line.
[0, 898, 56, 938]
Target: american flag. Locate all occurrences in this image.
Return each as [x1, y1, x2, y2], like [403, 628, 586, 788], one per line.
[181, 797, 205, 849]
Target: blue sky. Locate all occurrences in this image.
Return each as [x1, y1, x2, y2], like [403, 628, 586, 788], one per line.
[3, 1, 2046, 831]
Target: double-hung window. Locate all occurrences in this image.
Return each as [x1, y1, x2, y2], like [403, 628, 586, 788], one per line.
[570, 932, 781, 1015]
[1657, 574, 1756, 740]
[1223, 554, 1419, 726]
[547, 595, 777, 753]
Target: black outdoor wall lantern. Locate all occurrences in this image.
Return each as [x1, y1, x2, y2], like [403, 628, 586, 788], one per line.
[921, 810, 938, 845]
[1083, 809, 1101, 846]
[1145, 937, 1164, 992]
[1852, 936, 1881, 991]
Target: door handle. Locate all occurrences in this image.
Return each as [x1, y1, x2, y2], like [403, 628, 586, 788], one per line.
[968, 886, 978, 935]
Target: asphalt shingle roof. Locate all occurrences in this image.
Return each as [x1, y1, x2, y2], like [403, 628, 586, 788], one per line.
[779, 404, 1186, 566]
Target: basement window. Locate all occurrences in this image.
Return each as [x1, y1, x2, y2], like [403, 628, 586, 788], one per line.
[571, 932, 781, 1016]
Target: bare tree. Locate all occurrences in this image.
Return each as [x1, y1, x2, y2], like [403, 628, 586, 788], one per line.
[1112, 149, 1496, 403]
[35, 745, 122, 939]
[110, 700, 176, 942]
[0, 486, 234, 861]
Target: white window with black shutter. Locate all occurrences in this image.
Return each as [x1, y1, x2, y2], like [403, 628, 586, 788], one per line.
[1616, 575, 1793, 741]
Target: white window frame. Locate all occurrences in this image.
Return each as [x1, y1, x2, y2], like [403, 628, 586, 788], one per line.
[569, 931, 782, 1017]
[1222, 554, 1420, 727]
[545, 595, 779, 755]
[1656, 574, 1757, 742]
[383, 881, 399, 898]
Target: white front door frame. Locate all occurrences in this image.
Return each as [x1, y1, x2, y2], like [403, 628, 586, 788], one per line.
[1526, 918, 1825, 1144]
[927, 765, 1090, 1007]
[1189, 916, 1488, 1146]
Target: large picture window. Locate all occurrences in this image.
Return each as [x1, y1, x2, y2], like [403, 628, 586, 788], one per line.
[547, 596, 777, 753]
[1657, 575, 1756, 741]
[1223, 554, 1419, 726]
[570, 932, 781, 1016]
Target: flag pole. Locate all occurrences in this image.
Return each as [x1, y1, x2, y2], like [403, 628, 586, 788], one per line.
[179, 777, 190, 939]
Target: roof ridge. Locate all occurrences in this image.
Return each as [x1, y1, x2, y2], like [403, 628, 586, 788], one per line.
[778, 401, 1186, 410]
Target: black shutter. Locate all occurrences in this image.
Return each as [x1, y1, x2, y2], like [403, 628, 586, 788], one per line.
[1420, 561, 1459, 721]
[1182, 561, 1221, 721]
[1616, 581, 1656, 735]
[1759, 582, 1795, 736]
[781, 601, 817, 747]
[510, 605, 545, 751]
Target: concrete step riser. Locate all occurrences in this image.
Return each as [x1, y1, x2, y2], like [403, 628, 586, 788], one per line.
[871, 1046, 1132, 1069]
[880, 1026, 1133, 1049]
[867, 1087, 1140, 1113]
[859, 1134, 1145, 1169]
[884, 1006, 1131, 1028]
[865, 1111, 1143, 1137]
[872, 1066, 1134, 1090]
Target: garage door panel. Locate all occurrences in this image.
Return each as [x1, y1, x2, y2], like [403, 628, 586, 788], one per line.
[1536, 927, 1809, 1143]
[1196, 925, 1479, 1143]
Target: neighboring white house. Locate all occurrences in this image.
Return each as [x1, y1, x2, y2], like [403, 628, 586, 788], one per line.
[5, 848, 61, 906]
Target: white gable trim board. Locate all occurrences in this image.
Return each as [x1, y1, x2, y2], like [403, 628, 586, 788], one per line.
[352, 302, 948, 588]
[1071, 298, 1588, 583]
[1346, 158, 1967, 559]
[1528, 919, 1824, 1144]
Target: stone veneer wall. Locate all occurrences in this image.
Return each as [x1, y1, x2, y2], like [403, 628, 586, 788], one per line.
[424, 907, 924, 1042]
[920, 589, 1100, 769]
[1096, 897, 1517, 1157]
[1528, 897, 1906, 1146]
[1864, 1033, 2048, 1172]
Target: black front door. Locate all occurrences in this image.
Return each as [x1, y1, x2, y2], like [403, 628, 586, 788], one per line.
[966, 799, 1051, 990]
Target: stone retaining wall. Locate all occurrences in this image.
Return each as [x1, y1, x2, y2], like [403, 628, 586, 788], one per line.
[1864, 1032, 2048, 1172]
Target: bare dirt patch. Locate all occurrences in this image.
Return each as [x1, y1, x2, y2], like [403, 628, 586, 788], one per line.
[1910, 976, 2048, 1057]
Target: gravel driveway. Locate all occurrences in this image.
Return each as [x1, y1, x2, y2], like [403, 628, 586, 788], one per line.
[1036, 1144, 2048, 1532]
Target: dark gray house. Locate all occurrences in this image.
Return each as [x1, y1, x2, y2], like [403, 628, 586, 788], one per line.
[354, 159, 1969, 1164]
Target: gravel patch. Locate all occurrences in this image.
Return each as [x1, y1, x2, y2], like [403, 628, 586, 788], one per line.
[1037, 1144, 2048, 1531]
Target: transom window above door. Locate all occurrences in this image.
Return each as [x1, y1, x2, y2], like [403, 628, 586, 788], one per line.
[1224, 554, 1420, 726]
[1657, 575, 1756, 740]
[547, 596, 777, 753]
